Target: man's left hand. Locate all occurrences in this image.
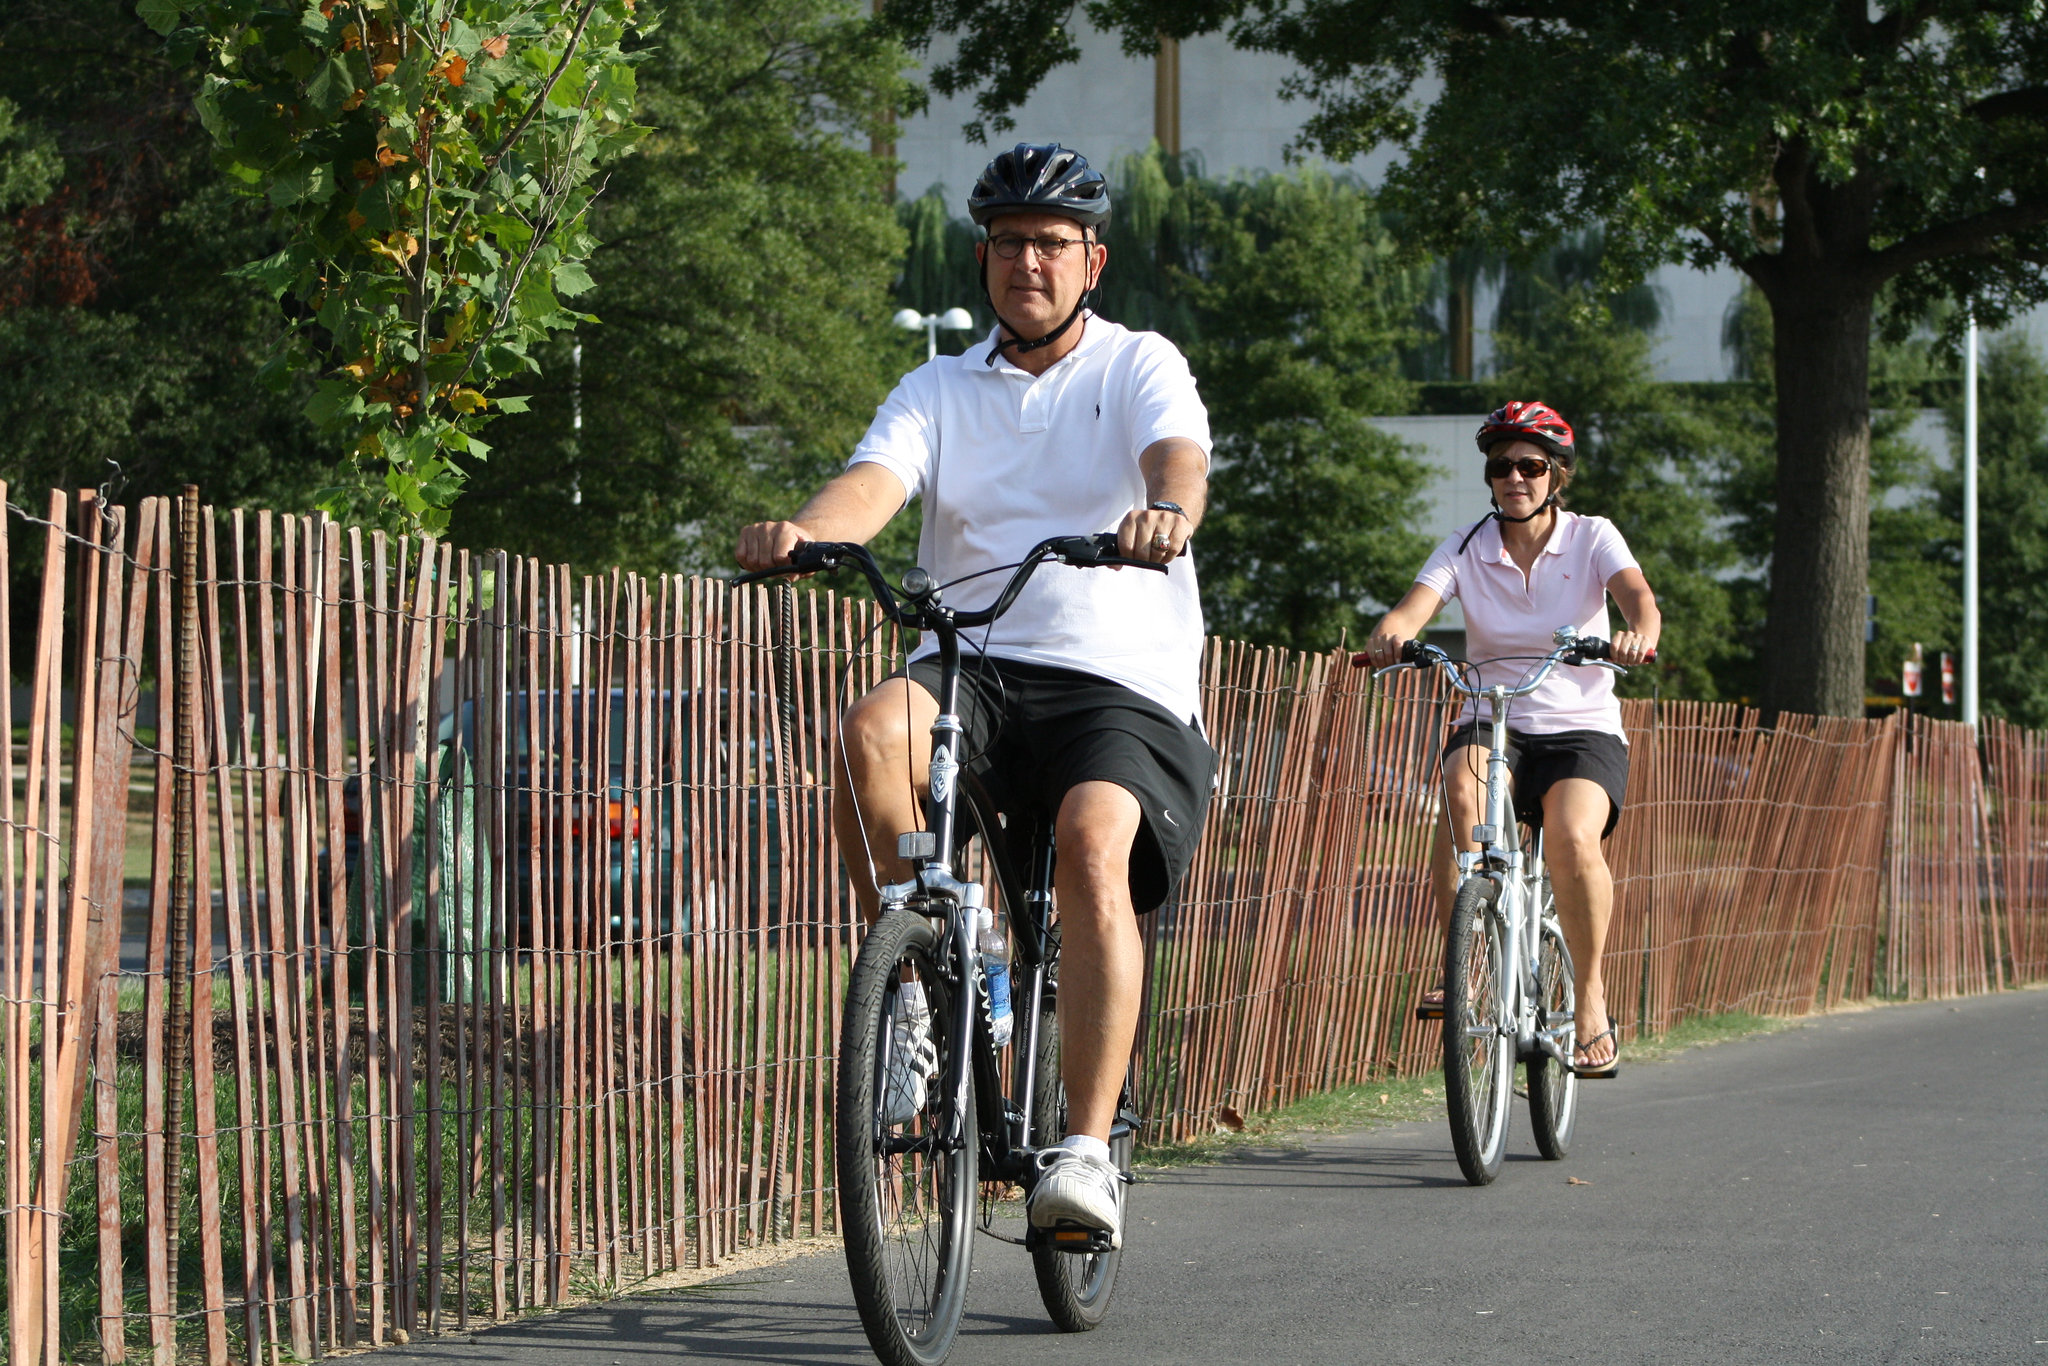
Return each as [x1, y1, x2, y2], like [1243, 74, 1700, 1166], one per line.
[1119, 505, 1191, 564]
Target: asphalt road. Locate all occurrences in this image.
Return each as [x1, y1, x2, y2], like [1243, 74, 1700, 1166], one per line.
[377, 989, 2046, 1366]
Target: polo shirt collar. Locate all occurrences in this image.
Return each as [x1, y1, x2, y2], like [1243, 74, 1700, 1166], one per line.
[969, 311, 1103, 374]
[1481, 509, 1575, 564]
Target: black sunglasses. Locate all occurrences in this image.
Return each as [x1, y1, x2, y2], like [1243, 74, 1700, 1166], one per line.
[1485, 454, 1553, 480]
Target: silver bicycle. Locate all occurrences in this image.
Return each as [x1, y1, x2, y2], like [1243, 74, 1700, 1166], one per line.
[1364, 626, 1630, 1184]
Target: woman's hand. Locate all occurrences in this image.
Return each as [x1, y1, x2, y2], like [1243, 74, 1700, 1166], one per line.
[1610, 629, 1658, 667]
[1361, 628, 1409, 669]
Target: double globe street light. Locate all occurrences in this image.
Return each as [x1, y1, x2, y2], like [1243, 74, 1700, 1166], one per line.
[893, 306, 976, 362]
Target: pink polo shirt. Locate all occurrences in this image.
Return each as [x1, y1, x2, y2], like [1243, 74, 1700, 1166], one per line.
[1413, 512, 1640, 738]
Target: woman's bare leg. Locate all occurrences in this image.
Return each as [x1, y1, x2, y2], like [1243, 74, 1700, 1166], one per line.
[1541, 778, 1617, 1068]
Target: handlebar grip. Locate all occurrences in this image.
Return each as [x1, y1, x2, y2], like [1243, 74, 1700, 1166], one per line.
[731, 540, 843, 586]
[1045, 532, 1168, 572]
[1564, 638, 1656, 663]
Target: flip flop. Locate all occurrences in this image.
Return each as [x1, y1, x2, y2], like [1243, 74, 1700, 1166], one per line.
[1570, 1021, 1621, 1079]
[1415, 980, 1446, 1021]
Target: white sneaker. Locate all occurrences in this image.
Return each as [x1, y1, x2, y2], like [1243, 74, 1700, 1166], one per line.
[1028, 1147, 1123, 1248]
[879, 988, 937, 1127]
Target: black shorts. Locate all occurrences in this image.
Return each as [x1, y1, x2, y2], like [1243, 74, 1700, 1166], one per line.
[901, 656, 1215, 913]
[1444, 722, 1629, 839]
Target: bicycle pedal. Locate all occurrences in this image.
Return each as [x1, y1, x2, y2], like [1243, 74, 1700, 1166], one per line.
[1415, 1002, 1445, 1021]
[1028, 1223, 1116, 1255]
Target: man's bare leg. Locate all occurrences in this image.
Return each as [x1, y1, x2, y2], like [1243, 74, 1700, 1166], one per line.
[834, 678, 938, 923]
[1541, 778, 1616, 1069]
[1051, 780, 1145, 1142]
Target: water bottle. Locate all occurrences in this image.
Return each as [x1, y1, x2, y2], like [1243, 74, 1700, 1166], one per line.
[977, 906, 1014, 1047]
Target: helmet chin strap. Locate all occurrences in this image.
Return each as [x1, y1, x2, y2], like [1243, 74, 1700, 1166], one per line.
[1490, 493, 1558, 524]
[981, 248, 1095, 366]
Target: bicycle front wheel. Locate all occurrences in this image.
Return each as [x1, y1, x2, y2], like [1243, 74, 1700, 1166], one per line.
[838, 911, 978, 1366]
[1526, 903, 1579, 1160]
[1443, 878, 1513, 1185]
[1027, 1003, 1128, 1331]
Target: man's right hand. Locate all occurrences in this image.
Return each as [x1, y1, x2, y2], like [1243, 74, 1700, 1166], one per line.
[735, 520, 813, 573]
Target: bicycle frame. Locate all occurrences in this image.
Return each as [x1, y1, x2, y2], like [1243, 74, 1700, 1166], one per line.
[1386, 627, 1625, 1064]
[1457, 691, 1558, 1063]
[740, 535, 1159, 1182]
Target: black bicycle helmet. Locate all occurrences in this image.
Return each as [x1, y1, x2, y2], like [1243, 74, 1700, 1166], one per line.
[967, 143, 1111, 230]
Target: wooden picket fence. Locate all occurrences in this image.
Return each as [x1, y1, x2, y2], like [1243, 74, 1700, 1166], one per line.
[1, 489, 2039, 1364]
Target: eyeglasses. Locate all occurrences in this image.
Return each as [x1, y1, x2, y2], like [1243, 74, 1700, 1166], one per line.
[987, 232, 1091, 260]
[1485, 455, 1553, 481]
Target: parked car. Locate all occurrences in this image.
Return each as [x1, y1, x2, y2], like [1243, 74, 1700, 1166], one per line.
[343, 686, 799, 967]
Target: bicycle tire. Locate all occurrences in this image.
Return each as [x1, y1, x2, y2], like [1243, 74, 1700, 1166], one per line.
[1027, 1002, 1127, 1331]
[838, 911, 978, 1366]
[1443, 878, 1513, 1185]
[1526, 895, 1579, 1160]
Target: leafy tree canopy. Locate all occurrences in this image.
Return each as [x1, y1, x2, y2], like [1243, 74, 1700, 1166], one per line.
[0, 0, 337, 511]
[447, 0, 917, 573]
[883, 0, 2048, 717]
[149, 0, 647, 534]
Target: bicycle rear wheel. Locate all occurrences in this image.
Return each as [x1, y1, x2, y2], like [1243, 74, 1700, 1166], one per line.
[1526, 896, 1579, 1160]
[1027, 1003, 1128, 1331]
[838, 911, 978, 1366]
[1443, 878, 1513, 1185]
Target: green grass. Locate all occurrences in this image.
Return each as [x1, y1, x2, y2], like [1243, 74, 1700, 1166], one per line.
[1134, 1008, 1790, 1171]
[1617, 1008, 1791, 1063]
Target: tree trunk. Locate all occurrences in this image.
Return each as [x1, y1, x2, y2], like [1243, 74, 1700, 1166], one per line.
[1761, 276, 1874, 719]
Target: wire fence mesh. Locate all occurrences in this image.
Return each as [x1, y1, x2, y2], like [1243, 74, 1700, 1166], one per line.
[0, 490, 2036, 1363]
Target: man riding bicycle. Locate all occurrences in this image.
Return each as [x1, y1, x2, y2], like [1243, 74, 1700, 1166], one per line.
[734, 143, 1215, 1249]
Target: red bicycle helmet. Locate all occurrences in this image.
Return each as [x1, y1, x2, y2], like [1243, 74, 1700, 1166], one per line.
[1475, 401, 1575, 466]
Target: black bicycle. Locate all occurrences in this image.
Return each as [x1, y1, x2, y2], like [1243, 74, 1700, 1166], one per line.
[736, 533, 1161, 1366]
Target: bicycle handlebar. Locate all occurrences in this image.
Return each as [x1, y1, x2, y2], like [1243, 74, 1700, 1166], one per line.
[1349, 633, 1650, 698]
[732, 532, 1167, 632]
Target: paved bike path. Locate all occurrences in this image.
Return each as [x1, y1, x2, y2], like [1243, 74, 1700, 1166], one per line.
[377, 989, 2045, 1366]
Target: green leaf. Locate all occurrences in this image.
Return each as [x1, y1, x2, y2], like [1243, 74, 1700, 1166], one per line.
[229, 243, 309, 298]
[137, 0, 183, 36]
[268, 158, 337, 206]
[551, 260, 596, 297]
[492, 394, 530, 414]
[306, 56, 354, 118]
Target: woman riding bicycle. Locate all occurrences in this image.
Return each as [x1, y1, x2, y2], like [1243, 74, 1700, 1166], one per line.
[1362, 401, 1659, 1077]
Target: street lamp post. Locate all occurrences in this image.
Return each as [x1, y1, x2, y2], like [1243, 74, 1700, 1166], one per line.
[1963, 314, 1979, 728]
[893, 306, 976, 362]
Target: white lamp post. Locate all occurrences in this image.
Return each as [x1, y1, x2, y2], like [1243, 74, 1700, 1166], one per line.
[893, 306, 976, 362]
[1963, 314, 1979, 728]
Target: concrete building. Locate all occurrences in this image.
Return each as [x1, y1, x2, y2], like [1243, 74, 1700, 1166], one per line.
[893, 20, 2046, 388]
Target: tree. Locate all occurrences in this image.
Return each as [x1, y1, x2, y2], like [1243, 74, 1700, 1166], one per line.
[1148, 159, 1430, 650]
[885, 0, 2048, 717]
[0, 0, 339, 511]
[150, 0, 646, 534]
[1714, 283, 1959, 707]
[445, 0, 916, 572]
[1941, 332, 2048, 726]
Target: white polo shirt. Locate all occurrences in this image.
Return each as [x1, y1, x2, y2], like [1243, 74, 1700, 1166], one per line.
[848, 316, 1212, 722]
[1413, 511, 1641, 738]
